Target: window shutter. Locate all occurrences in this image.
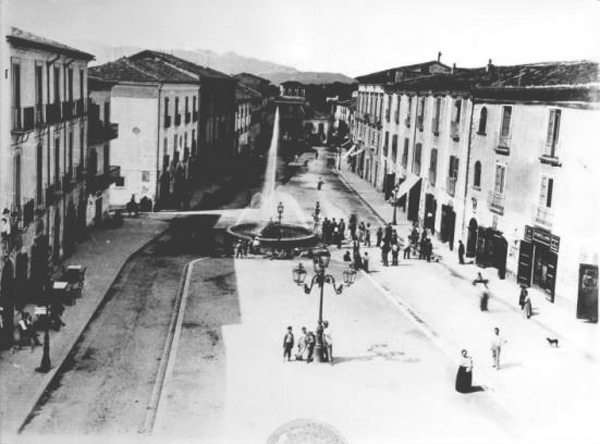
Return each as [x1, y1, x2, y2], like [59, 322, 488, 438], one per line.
[501, 107, 512, 137]
[546, 178, 553, 208]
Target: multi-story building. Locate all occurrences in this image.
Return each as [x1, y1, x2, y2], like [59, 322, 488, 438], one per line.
[464, 61, 599, 311]
[234, 83, 262, 156]
[354, 59, 452, 189]
[0, 28, 117, 348]
[89, 53, 200, 210]
[233, 73, 277, 155]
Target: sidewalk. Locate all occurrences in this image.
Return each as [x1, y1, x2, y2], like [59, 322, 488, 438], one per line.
[335, 162, 599, 360]
[0, 216, 168, 439]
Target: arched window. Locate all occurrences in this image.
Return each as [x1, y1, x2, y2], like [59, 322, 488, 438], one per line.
[474, 161, 482, 188]
[478, 107, 488, 134]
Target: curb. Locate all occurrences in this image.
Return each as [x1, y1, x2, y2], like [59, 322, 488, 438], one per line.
[335, 171, 388, 226]
[16, 222, 170, 435]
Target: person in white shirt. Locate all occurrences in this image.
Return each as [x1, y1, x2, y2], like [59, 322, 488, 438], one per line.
[490, 327, 507, 369]
[323, 321, 333, 366]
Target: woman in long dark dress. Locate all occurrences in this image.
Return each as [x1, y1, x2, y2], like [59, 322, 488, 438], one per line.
[455, 349, 473, 393]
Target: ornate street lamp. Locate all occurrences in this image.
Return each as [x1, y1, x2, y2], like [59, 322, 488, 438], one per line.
[277, 201, 284, 248]
[292, 248, 357, 363]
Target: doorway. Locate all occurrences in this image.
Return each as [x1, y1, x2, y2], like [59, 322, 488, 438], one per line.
[466, 218, 478, 257]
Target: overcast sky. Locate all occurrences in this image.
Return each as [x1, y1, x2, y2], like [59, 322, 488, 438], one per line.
[5, 0, 600, 76]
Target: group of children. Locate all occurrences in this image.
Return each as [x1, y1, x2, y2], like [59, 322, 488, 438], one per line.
[283, 321, 333, 365]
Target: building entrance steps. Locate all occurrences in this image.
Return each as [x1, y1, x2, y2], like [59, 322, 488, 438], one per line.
[334, 163, 599, 361]
[0, 216, 168, 439]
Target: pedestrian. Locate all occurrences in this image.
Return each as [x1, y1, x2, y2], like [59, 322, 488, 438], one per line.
[322, 218, 330, 244]
[391, 229, 398, 246]
[50, 301, 66, 331]
[381, 241, 390, 266]
[252, 236, 261, 255]
[323, 321, 333, 365]
[235, 240, 244, 258]
[419, 236, 427, 260]
[391, 242, 399, 266]
[343, 250, 352, 262]
[411, 226, 419, 247]
[305, 330, 316, 363]
[362, 251, 370, 272]
[376, 226, 383, 247]
[425, 238, 433, 262]
[365, 223, 372, 247]
[490, 327, 507, 369]
[473, 272, 490, 311]
[349, 214, 357, 240]
[317, 176, 324, 190]
[403, 236, 412, 259]
[18, 312, 41, 351]
[283, 326, 295, 362]
[242, 239, 249, 257]
[458, 240, 465, 265]
[523, 292, 532, 319]
[518, 285, 528, 310]
[296, 327, 308, 360]
[384, 223, 393, 244]
[455, 349, 474, 393]
[358, 221, 365, 245]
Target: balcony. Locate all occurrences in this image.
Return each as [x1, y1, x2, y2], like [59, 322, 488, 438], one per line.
[46, 102, 61, 124]
[12, 107, 35, 133]
[417, 115, 424, 131]
[540, 141, 561, 166]
[108, 165, 121, 184]
[35, 104, 45, 127]
[88, 122, 119, 145]
[175, 113, 182, 126]
[488, 191, 505, 215]
[496, 133, 511, 155]
[446, 176, 457, 196]
[74, 99, 86, 117]
[535, 205, 553, 228]
[62, 101, 74, 120]
[450, 121, 460, 141]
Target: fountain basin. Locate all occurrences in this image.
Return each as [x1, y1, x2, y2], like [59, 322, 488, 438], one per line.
[227, 222, 318, 249]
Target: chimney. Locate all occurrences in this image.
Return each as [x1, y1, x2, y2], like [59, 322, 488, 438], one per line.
[487, 59, 493, 72]
[438, 51, 442, 63]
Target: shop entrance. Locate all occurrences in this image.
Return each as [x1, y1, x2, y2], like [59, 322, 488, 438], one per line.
[466, 218, 478, 258]
[424, 193, 437, 234]
[518, 225, 560, 301]
[407, 178, 421, 222]
[440, 204, 456, 250]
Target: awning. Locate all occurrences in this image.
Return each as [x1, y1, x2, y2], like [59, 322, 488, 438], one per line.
[395, 175, 422, 198]
[347, 145, 366, 158]
[342, 144, 357, 159]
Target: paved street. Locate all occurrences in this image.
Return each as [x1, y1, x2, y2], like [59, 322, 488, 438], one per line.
[7, 147, 599, 444]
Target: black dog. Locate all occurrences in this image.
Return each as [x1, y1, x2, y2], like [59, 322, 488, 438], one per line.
[546, 337, 559, 347]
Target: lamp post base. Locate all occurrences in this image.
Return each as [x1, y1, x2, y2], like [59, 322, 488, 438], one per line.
[35, 330, 51, 373]
[314, 344, 326, 363]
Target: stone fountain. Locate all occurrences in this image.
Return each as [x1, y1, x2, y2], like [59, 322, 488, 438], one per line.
[227, 107, 318, 249]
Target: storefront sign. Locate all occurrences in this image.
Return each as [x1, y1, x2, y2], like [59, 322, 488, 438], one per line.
[524, 225, 560, 253]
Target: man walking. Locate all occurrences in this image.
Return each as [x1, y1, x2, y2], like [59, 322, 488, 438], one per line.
[490, 327, 507, 369]
[305, 330, 316, 363]
[458, 240, 465, 265]
[283, 326, 295, 362]
[323, 321, 333, 365]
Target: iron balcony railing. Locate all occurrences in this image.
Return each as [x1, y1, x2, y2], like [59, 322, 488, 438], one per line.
[12, 107, 35, 132]
[88, 122, 119, 145]
[488, 190, 505, 214]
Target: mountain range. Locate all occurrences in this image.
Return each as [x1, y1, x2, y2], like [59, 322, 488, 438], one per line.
[69, 40, 356, 85]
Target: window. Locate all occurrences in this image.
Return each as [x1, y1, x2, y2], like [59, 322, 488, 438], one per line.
[164, 97, 169, 121]
[539, 176, 554, 208]
[413, 143, 422, 175]
[494, 163, 506, 195]
[429, 148, 438, 185]
[383, 131, 389, 157]
[35, 63, 43, 107]
[12, 61, 21, 109]
[448, 156, 459, 180]
[473, 161, 482, 188]
[79, 69, 84, 100]
[500, 106, 512, 137]
[142, 171, 150, 182]
[163, 137, 168, 156]
[453, 99, 462, 123]
[115, 176, 125, 188]
[478, 107, 487, 134]
[545, 109, 561, 157]
[417, 97, 425, 130]
[67, 68, 74, 102]
[395, 95, 400, 124]
[68, 130, 73, 175]
[54, 66, 60, 103]
[385, 95, 391, 122]
[391, 135, 398, 163]
[402, 138, 409, 168]
[432, 97, 441, 134]
[36, 143, 43, 203]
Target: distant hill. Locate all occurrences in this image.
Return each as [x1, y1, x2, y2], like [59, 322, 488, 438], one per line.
[67, 39, 356, 85]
